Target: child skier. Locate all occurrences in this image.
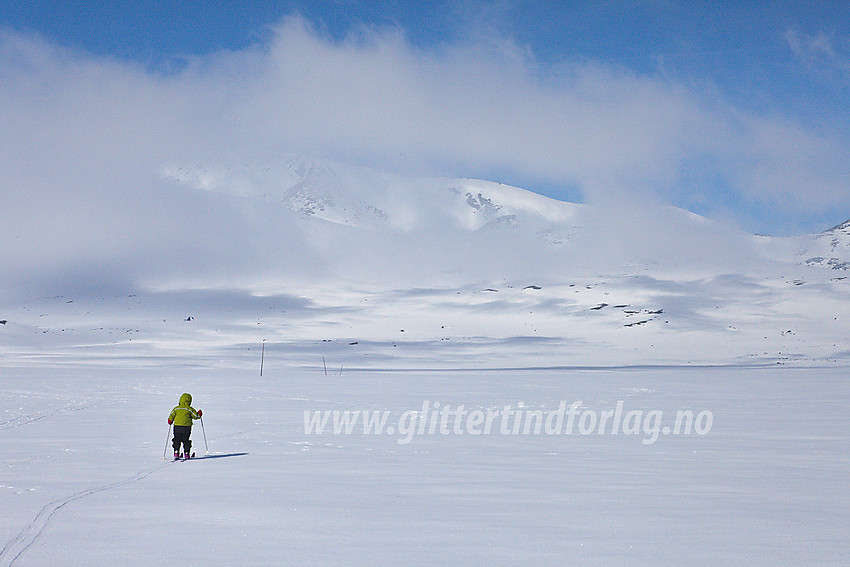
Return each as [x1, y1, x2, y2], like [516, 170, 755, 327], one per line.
[167, 393, 202, 460]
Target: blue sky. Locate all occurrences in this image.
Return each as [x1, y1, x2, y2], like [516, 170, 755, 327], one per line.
[2, 1, 849, 235]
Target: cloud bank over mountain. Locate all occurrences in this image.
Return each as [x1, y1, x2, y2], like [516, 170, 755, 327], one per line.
[2, 14, 849, 245]
[5, 148, 848, 302]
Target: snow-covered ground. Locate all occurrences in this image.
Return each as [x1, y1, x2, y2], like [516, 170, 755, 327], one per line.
[1, 363, 848, 566]
[2, 157, 850, 565]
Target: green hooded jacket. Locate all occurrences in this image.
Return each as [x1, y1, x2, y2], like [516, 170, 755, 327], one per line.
[168, 393, 200, 426]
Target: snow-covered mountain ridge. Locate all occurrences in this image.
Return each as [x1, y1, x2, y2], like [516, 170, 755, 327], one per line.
[800, 220, 850, 270]
[164, 155, 579, 234]
[163, 155, 850, 278]
[4, 154, 849, 369]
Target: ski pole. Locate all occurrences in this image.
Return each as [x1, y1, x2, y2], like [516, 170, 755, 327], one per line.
[200, 416, 210, 454]
[162, 423, 172, 460]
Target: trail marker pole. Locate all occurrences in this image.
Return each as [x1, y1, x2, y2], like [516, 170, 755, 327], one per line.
[260, 340, 265, 377]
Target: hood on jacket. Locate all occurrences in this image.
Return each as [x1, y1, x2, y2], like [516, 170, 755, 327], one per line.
[179, 393, 192, 407]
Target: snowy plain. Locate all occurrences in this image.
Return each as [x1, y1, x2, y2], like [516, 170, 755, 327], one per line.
[2, 157, 850, 565]
[2, 364, 848, 566]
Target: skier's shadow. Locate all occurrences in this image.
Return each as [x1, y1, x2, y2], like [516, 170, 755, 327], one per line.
[194, 452, 248, 460]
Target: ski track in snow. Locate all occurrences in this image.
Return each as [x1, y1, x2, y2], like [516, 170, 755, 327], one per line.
[0, 401, 109, 432]
[0, 462, 172, 567]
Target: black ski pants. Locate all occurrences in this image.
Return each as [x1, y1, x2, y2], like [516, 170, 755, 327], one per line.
[172, 425, 192, 454]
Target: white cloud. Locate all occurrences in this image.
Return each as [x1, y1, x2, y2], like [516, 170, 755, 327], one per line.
[1, 14, 849, 292]
[784, 28, 850, 76]
[216, 18, 850, 219]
